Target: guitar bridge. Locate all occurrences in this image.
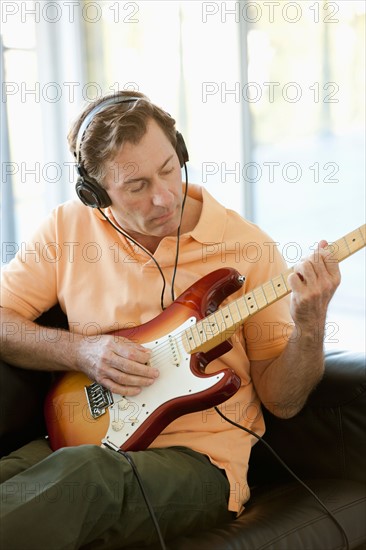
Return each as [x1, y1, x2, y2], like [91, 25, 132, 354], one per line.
[85, 382, 113, 419]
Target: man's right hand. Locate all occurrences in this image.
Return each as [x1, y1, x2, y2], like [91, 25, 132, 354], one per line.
[1, 308, 159, 397]
[77, 335, 158, 396]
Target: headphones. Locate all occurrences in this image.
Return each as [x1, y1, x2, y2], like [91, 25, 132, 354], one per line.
[74, 96, 189, 208]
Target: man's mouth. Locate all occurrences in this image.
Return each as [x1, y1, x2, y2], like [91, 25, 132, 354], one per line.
[152, 209, 176, 223]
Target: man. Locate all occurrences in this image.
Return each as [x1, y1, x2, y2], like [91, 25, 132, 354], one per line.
[0, 91, 340, 549]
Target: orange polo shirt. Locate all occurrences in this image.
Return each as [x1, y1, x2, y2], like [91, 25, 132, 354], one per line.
[1, 184, 292, 513]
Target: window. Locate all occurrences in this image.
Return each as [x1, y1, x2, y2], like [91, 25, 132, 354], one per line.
[83, 0, 365, 351]
[81, 0, 244, 211]
[2, 0, 365, 351]
[1, 0, 86, 260]
[246, 1, 365, 350]
[1, 7, 42, 251]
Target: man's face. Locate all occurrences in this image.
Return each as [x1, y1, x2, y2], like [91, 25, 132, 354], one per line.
[104, 119, 183, 245]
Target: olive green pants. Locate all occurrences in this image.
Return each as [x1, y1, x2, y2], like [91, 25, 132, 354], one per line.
[0, 439, 233, 549]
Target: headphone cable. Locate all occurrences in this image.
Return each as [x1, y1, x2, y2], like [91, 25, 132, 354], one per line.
[98, 167, 189, 311]
[170, 164, 188, 302]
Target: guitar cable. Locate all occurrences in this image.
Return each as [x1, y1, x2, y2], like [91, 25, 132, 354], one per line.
[117, 449, 167, 550]
[100, 166, 188, 548]
[105, 405, 350, 550]
[214, 406, 350, 550]
[101, 439, 166, 549]
[98, 165, 349, 549]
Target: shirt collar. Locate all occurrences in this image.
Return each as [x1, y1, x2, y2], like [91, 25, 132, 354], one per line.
[187, 184, 227, 244]
[92, 184, 227, 244]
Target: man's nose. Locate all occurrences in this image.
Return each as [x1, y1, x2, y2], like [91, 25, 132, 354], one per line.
[151, 182, 174, 208]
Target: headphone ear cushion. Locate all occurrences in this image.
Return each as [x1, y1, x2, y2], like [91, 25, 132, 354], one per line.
[75, 177, 112, 208]
[176, 132, 189, 167]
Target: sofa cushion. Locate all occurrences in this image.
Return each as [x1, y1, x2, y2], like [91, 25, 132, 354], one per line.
[153, 479, 365, 550]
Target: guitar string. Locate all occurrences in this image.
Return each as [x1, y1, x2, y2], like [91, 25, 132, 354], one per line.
[114, 230, 363, 550]
[117, 288, 274, 368]
[114, 279, 281, 363]
[119, 291, 274, 369]
[108, 228, 364, 368]
[103, 231, 363, 550]
[114, 227, 366, 363]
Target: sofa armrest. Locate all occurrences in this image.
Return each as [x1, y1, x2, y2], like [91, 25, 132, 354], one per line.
[0, 361, 53, 456]
[0, 304, 67, 456]
[248, 350, 366, 486]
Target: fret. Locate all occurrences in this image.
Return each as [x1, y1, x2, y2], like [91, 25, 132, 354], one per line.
[183, 327, 195, 352]
[326, 239, 344, 262]
[253, 286, 268, 310]
[216, 309, 232, 332]
[342, 226, 366, 258]
[185, 325, 201, 350]
[236, 296, 251, 320]
[203, 312, 222, 338]
[221, 304, 236, 328]
[262, 280, 278, 303]
[331, 224, 366, 262]
[245, 291, 259, 315]
[193, 323, 206, 347]
[181, 330, 190, 353]
[194, 320, 208, 345]
[272, 274, 289, 298]
[185, 224, 365, 355]
[229, 300, 244, 324]
[215, 308, 228, 331]
[200, 312, 220, 340]
[282, 269, 293, 289]
[340, 236, 351, 258]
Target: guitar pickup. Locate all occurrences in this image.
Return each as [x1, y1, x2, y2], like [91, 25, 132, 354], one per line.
[168, 335, 181, 366]
[85, 382, 113, 419]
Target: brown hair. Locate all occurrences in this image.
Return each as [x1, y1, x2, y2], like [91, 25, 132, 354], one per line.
[67, 90, 178, 187]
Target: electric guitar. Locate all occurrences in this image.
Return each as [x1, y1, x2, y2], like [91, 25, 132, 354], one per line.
[45, 224, 366, 452]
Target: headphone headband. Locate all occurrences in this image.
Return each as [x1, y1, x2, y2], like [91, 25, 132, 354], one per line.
[74, 95, 189, 209]
[75, 97, 141, 167]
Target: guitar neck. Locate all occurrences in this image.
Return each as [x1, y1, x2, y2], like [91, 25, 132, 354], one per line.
[183, 224, 366, 354]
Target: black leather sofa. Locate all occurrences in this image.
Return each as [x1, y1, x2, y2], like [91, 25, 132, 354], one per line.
[1, 307, 365, 550]
[165, 349, 366, 550]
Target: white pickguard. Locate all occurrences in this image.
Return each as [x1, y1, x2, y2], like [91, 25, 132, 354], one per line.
[102, 317, 225, 449]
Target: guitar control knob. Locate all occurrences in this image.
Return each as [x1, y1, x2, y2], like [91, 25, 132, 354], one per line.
[111, 420, 124, 431]
[117, 398, 129, 410]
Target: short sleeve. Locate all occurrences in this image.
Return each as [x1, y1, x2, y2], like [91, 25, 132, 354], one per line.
[241, 235, 294, 361]
[1, 212, 59, 320]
